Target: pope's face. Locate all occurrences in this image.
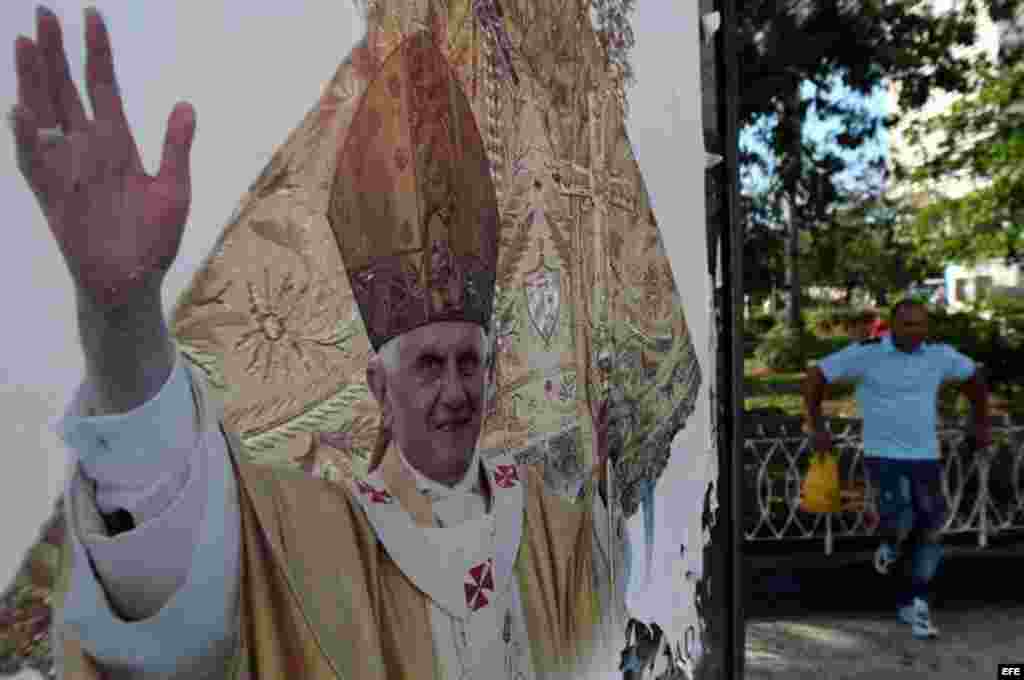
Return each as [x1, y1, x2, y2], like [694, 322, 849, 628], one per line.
[369, 321, 486, 487]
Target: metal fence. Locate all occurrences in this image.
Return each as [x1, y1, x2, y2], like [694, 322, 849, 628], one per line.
[743, 416, 1024, 554]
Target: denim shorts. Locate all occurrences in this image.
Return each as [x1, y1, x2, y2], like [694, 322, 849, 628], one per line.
[863, 458, 947, 534]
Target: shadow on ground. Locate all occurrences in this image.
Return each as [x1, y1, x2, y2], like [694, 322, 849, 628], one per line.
[745, 544, 1024, 679]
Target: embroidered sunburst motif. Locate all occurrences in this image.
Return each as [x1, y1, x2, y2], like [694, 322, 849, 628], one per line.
[231, 269, 337, 382]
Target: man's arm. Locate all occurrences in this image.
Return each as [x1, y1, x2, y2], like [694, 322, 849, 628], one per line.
[959, 367, 993, 448]
[74, 288, 179, 534]
[13, 5, 192, 527]
[803, 366, 834, 452]
[939, 344, 992, 449]
[803, 366, 829, 435]
[75, 286, 176, 418]
[12, 8, 239, 672]
[804, 342, 870, 451]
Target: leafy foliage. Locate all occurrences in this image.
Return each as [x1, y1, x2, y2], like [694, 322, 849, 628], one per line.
[984, 290, 1024, 333]
[801, 192, 934, 304]
[739, 0, 985, 127]
[805, 306, 875, 336]
[901, 56, 1024, 266]
[752, 321, 856, 372]
[753, 324, 813, 372]
[741, 179, 786, 298]
[745, 312, 779, 338]
[739, 0, 991, 335]
[927, 304, 1024, 414]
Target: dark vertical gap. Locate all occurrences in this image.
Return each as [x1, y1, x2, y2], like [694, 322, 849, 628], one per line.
[696, 0, 723, 673]
[716, 0, 745, 675]
[696, 0, 743, 675]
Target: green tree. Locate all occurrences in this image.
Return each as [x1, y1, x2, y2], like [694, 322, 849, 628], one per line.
[900, 50, 1024, 267]
[741, 179, 786, 303]
[802, 191, 931, 306]
[739, 0, 988, 362]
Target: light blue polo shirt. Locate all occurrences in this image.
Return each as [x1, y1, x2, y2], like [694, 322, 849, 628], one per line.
[817, 335, 976, 460]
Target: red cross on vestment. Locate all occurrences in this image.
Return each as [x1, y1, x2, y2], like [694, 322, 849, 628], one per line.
[494, 464, 519, 488]
[356, 480, 393, 504]
[464, 558, 496, 611]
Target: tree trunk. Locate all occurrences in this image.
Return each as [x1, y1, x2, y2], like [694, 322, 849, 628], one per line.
[783, 196, 801, 328]
[779, 85, 804, 341]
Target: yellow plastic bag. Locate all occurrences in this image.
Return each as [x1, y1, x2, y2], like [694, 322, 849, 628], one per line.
[800, 450, 841, 514]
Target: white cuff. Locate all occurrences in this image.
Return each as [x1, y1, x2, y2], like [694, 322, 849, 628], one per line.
[54, 351, 197, 522]
[57, 366, 241, 674]
[69, 448, 204, 621]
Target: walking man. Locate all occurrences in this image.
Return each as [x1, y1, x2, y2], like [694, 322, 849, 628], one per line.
[803, 299, 991, 639]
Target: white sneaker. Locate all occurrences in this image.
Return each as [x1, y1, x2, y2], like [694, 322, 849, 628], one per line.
[874, 542, 901, 575]
[898, 598, 940, 639]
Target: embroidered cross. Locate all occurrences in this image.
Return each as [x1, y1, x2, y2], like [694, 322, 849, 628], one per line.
[494, 464, 519, 488]
[356, 480, 393, 504]
[464, 558, 495, 611]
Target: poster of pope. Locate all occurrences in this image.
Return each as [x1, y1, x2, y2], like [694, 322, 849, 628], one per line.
[3, 0, 709, 678]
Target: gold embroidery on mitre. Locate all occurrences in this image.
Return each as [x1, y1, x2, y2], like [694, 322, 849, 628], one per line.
[328, 31, 499, 351]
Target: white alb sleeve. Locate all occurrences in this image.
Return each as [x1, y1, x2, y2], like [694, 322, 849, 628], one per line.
[52, 354, 242, 679]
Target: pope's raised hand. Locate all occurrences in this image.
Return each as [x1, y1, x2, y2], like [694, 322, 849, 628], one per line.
[10, 7, 195, 308]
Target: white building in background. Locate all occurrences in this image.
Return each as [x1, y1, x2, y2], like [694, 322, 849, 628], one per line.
[886, 0, 1024, 309]
[945, 260, 1024, 310]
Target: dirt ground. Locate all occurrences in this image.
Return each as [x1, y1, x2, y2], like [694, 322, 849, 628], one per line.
[746, 605, 1024, 679]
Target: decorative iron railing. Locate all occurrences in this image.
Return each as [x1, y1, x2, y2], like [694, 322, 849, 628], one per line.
[743, 416, 1024, 554]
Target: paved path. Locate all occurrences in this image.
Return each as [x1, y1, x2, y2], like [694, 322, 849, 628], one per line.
[746, 605, 1023, 679]
[745, 544, 1024, 679]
